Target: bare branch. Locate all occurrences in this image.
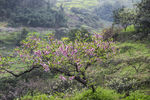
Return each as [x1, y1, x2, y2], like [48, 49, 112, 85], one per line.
[2, 66, 40, 77]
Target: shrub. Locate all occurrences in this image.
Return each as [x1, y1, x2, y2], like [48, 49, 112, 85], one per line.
[71, 87, 121, 100]
[20, 94, 55, 100]
[102, 27, 122, 41]
[20, 87, 121, 100]
[16, 28, 29, 46]
[124, 91, 150, 100]
[68, 28, 92, 42]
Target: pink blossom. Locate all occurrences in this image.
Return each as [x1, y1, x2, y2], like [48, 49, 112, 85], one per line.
[94, 40, 98, 44]
[71, 49, 78, 55]
[48, 61, 50, 65]
[55, 51, 60, 56]
[44, 51, 50, 55]
[58, 41, 62, 44]
[94, 34, 103, 39]
[46, 46, 50, 49]
[69, 76, 75, 80]
[74, 49, 78, 53]
[58, 45, 69, 57]
[56, 61, 60, 64]
[86, 48, 95, 56]
[20, 54, 23, 58]
[59, 75, 66, 81]
[63, 51, 67, 57]
[71, 51, 74, 55]
[34, 50, 42, 57]
[40, 63, 49, 72]
[98, 44, 101, 47]
[59, 46, 63, 52]
[66, 46, 69, 51]
[21, 68, 25, 70]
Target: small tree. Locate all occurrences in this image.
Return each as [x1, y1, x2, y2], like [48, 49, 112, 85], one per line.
[135, 0, 150, 38]
[68, 28, 92, 42]
[0, 33, 116, 92]
[113, 7, 137, 30]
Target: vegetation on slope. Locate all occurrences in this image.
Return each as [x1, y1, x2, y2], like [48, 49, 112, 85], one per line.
[0, 0, 150, 100]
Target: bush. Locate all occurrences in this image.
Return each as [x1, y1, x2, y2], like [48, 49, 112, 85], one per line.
[20, 87, 121, 100]
[122, 25, 135, 33]
[102, 27, 122, 41]
[124, 91, 150, 100]
[72, 87, 121, 100]
[16, 28, 29, 46]
[68, 28, 92, 42]
[19, 87, 150, 100]
[20, 94, 55, 100]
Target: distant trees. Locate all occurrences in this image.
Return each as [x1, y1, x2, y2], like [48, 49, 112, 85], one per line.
[135, 0, 150, 37]
[94, 1, 123, 22]
[0, 0, 67, 27]
[113, 0, 150, 39]
[113, 7, 136, 30]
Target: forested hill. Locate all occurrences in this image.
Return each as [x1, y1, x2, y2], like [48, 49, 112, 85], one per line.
[0, 0, 140, 31]
[57, 0, 141, 22]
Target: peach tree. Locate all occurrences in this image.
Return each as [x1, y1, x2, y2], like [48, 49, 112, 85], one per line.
[0, 33, 116, 92]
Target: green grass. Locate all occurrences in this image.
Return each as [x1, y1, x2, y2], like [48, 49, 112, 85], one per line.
[0, 30, 20, 55]
[0, 22, 8, 27]
[115, 42, 150, 59]
[1, 30, 150, 99]
[0, 57, 29, 78]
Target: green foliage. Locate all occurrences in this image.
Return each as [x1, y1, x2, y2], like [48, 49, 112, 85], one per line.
[135, 0, 150, 38]
[16, 28, 29, 46]
[0, 32, 116, 95]
[113, 8, 137, 29]
[104, 41, 150, 93]
[10, 8, 67, 27]
[0, 28, 29, 46]
[124, 91, 150, 100]
[113, 0, 150, 39]
[20, 94, 54, 100]
[0, 0, 67, 27]
[71, 87, 121, 100]
[95, 1, 123, 22]
[122, 25, 135, 32]
[19, 87, 121, 100]
[68, 28, 92, 42]
[18, 87, 150, 100]
[69, 7, 103, 30]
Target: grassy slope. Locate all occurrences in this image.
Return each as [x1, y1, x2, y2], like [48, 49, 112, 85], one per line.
[20, 87, 150, 100]
[19, 40, 150, 100]
[1, 23, 150, 99]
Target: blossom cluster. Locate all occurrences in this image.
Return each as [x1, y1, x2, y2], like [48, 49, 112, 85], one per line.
[14, 33, 116, 81]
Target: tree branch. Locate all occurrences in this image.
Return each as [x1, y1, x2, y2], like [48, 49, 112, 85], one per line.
[2, 66, 40, 77]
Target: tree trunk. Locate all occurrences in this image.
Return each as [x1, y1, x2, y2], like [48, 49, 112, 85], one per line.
[91, 85, 96, 93]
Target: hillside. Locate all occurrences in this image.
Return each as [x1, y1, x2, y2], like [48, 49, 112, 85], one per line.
[0, 0, 150, 100]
